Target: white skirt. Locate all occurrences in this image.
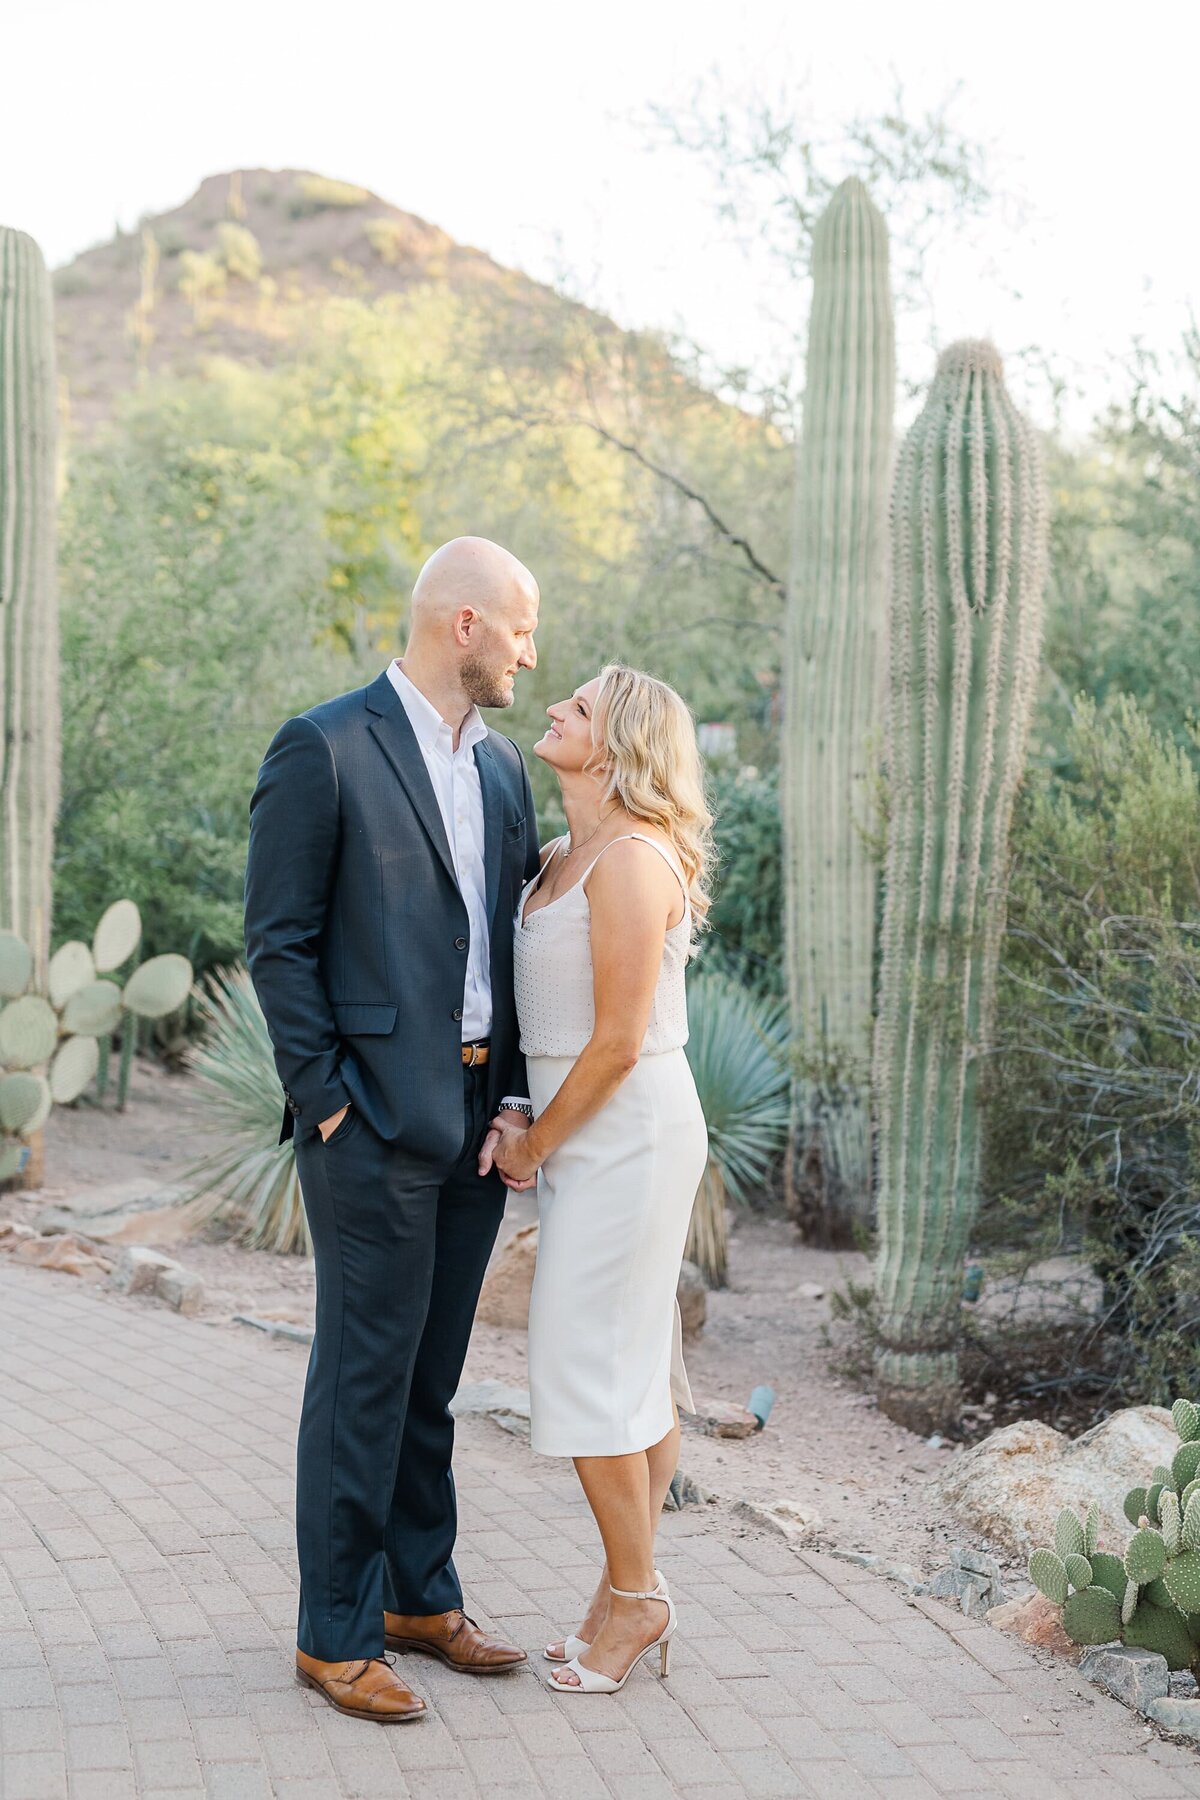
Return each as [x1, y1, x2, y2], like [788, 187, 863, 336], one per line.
[526, 1048, 707, 1457]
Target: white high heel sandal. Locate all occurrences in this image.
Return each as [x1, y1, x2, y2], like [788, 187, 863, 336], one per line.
[546, 1577, 675, 1693]
[543, 1570, 668, 1664]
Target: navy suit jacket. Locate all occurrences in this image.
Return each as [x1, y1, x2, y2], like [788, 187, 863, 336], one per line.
[244, 670, 541, 1163]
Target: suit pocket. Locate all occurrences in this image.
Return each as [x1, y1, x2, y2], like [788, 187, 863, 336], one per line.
[332, 1003, 397, 1036]
[504, 815, 526, 835]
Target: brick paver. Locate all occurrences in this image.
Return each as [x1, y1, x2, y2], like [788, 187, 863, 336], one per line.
[2, 1263, 1199, 1798]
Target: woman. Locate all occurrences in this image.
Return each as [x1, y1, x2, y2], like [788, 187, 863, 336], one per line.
[489, 663, 712, 1695]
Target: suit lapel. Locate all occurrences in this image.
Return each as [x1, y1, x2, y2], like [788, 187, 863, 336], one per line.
[364, 674, 457, 887]
[474, 736, 504, 928]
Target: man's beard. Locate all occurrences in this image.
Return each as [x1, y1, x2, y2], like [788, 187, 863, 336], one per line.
[461, 652, 513, 710]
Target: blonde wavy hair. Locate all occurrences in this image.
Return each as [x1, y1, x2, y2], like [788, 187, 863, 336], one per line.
[587, 663, 715, 936]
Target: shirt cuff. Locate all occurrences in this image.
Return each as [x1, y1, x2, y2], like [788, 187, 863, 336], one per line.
[498, 1096, 533, 1114]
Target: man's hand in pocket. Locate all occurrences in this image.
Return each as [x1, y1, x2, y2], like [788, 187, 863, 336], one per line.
[319, 1104, 350, 1143]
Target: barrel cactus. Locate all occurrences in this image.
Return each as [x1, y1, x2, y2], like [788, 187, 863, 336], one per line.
[872, 340, 1047, 1432]
[1028, 1400, 1200, 1676]
[782, 177, 894, 1242]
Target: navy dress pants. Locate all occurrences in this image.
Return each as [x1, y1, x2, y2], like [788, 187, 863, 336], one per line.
[291, 1063, 505, 1660]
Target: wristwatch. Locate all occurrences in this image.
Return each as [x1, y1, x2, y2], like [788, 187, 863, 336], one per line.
[498, 1097, 534, 1121]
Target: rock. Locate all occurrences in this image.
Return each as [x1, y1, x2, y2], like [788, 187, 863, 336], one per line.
[929, 1566, 995, 1618]
[450, 1379, 531, 1439]
[109, 1245, 181, 1296]
[796, 1281, 826, 1301]
[1079, 1646, 1169, 1711]
[11, 1231, 112, 1278]
[734, 1499, 823, 1542]
[0, 1219, 36, 1243]
[687, 1398, 758, 1438]
[953, 1546, 1003, 1581]
[931, 1407, 1178, 1556]
[677, 1260, 707, 1337]
[155, 1266, 204, 1315]
[476, 1223, 537, 1328]
[234, 1313, 315, 1345]
[986, 1591, 1081, 1660]
[35, 1179, 193, 1246]
[1145, 1696, 1200, 1738]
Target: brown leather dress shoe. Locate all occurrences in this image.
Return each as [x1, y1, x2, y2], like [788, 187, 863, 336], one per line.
[384, 1608, 527, 1674]
[295, 1649, 427, 1721]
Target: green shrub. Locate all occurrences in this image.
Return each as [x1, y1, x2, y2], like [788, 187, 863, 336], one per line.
[291, 174, 370, 216]
[982, 694, 1200, 1404]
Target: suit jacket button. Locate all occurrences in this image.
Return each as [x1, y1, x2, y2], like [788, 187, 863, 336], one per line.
[454, 937, 467, 951]
[452, 1008, 463, 1022]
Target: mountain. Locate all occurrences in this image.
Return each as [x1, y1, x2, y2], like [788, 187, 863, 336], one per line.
[51, 168, 568, 433]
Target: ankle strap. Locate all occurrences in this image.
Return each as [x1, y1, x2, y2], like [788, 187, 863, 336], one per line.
[609, 1581, 665, 1601]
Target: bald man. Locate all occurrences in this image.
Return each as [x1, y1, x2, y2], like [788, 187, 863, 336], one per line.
[245, 538, 542, 1720]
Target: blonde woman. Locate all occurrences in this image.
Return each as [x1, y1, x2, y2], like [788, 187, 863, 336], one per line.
[487, 664, 712, 1695]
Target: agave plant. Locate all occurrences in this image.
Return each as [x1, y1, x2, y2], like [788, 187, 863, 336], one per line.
[185, 965, 310, 1255]
[683, 971, 790, 1286]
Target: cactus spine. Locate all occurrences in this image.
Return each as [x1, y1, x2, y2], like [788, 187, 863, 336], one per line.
[872, 340, 1047, 1432]
[0, 230, 59, 991]
[782, 178, 894, 1241]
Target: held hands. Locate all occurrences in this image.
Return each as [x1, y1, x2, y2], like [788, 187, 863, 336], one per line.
[478, 1109, 542, 1190]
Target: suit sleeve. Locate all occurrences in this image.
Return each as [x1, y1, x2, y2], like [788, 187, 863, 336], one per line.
[244, 714, 351, 1128]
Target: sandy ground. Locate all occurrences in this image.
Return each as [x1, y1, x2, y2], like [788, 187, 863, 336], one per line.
[0, 1059, 988, 1588]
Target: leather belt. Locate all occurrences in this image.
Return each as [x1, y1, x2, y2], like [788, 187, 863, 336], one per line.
[461, 1042, 490, 1067]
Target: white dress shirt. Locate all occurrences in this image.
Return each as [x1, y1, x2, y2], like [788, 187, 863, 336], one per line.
[386, 658, 492, 1040]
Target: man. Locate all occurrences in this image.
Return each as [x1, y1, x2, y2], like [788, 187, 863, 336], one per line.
[245, 537, 541, 1722]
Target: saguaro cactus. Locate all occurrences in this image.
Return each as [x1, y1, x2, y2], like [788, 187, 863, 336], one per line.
[873, 340, 1047, 1433]
[783, 178, 894, 1241]
[0, 229, 60, 990]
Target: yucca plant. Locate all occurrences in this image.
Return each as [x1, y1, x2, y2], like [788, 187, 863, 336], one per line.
[683, 972, 789, 1286]
[185, 965, 309, 1255]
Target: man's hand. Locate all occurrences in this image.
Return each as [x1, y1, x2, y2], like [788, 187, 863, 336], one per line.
[478, 1109, 537, 1189]
[318, 1103, 350, 1143]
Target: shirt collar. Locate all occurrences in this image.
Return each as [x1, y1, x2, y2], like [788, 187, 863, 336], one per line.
[386, 659, 488, 756]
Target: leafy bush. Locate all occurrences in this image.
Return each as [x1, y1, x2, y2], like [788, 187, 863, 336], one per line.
[216, 222, 262, 283]
[702, 763, 783, 996]
[981, 694, 1200, 1405]
[291, 175, 370, 216]
[56, 371, 343, 975]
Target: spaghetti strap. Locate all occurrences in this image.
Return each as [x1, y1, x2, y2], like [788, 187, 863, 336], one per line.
[581, 832, 689, 905]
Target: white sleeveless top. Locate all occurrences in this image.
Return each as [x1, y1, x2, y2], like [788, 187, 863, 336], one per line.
[514, 833, 691, 1059]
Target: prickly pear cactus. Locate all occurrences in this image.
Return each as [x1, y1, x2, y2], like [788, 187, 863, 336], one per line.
[1027, 1404, 1200, 1676]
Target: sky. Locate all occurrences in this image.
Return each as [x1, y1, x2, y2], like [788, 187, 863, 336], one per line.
[4, 0, 1198, 437]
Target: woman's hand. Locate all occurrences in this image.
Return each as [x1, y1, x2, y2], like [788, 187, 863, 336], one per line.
[491, 1120, 544, 1186]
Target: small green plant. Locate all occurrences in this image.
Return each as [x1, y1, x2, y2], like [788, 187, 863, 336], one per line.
[1028, 1397, 1200, 1675]
[682, 972, 789, 1285]
[290, 174, 370, 217]
[185, 965, 309, 1255]
[364, 216, 412, 266]
[215, 222, 262, 283]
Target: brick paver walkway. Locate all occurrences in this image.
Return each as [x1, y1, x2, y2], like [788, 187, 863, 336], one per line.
[3, 1264, 1199, 1799]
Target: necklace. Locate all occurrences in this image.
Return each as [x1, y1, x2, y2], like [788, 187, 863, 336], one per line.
[564, 812, 611, 857]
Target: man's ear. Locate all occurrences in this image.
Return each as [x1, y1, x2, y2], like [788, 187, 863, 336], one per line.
[454, 606, 477, 646]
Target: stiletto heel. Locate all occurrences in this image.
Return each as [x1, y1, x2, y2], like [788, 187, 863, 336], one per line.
[543, 1570, 667, 1664]
[547, 1575, 676, 1694]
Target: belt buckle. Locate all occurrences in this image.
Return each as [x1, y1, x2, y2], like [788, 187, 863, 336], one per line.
[465, 1042, 479, 1068]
